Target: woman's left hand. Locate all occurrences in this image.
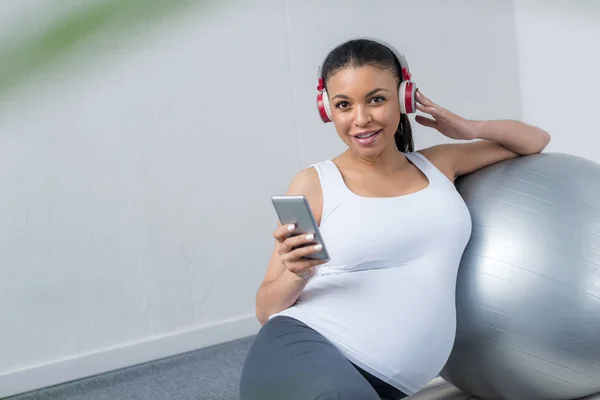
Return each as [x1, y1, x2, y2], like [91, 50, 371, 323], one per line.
[414, 90, 478, 141]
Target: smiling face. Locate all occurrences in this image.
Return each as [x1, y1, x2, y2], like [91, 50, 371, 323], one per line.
[326, 64, 401, 159]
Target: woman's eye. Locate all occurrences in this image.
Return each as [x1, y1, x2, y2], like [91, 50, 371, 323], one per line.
[335, 97, 384, 109]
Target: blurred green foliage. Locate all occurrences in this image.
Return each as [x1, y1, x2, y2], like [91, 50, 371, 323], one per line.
[0, 0, 203, 99]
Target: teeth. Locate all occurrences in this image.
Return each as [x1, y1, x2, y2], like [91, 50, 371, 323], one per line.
[357, 131, 377, 138]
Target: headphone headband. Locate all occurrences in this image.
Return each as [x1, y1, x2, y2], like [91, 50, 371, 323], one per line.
[318, 37, 411, 83]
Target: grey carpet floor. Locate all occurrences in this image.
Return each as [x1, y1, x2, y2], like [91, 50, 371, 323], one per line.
[6, 336, 255, 400]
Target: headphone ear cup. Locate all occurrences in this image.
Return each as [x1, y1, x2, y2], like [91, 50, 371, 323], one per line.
[399, 82, 407, 114]
[405, 81, 416, 114]
[323, 91, 332, 121]
[317, 89, 332, 123]
[399, 81, 417, 114]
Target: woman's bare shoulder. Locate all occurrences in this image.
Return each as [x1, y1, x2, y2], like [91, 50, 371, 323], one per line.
[285, 166, 324, 224]
[415, 145, 455, 182]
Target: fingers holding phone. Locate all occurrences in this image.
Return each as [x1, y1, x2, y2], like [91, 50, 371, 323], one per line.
[272, 223, 327, 280]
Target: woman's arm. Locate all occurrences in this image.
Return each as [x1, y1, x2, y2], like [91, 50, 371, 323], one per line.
[415, 91, 551, 179]
[255, 167, 324, 325]
[472, 119, 551, 156]
[436, 120, 551, 179]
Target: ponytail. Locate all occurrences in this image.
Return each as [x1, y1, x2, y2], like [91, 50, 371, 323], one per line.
[394, 113, 414, 152]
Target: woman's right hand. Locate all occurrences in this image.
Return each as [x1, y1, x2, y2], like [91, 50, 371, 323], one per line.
[273, 224, 327, 280]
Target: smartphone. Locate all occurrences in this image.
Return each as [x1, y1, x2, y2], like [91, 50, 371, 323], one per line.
[271, 195, 330, 261]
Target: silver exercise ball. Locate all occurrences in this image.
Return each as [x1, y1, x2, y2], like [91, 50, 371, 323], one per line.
[440, 152, 600, 400]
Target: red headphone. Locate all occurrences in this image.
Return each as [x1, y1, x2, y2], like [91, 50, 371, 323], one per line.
[316, 39, 417, 123]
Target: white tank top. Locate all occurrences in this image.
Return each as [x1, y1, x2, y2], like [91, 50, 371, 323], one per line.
[271, 151, 472, 395]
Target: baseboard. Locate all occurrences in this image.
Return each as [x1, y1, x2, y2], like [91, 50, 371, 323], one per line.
[0, 314, 261, 399]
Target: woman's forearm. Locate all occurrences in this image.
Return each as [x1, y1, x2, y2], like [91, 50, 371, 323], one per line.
[255, 269, 310, 325]
[473, 120, 551, 155]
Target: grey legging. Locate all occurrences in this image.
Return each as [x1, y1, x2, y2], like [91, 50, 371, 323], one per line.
[239, 315, 408, 400]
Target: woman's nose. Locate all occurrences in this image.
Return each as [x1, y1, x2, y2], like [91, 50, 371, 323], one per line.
[353, 106, 372, 127]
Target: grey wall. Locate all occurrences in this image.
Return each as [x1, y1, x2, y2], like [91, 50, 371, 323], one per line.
[514, 0, 600, 163]
[0, 0, 521, 396]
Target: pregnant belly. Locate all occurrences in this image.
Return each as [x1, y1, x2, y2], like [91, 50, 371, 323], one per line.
[292, 270, 457, 358]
